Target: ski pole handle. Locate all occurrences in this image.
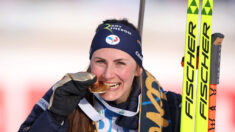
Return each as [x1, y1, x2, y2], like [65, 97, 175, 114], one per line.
[210, 33, 224, 85]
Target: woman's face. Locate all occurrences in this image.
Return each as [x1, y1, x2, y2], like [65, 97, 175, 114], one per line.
[90, 48, 142, 104]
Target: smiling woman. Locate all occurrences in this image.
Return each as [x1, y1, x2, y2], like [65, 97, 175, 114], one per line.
[91, 48, 142, 104]
[18, 19, 182, 132]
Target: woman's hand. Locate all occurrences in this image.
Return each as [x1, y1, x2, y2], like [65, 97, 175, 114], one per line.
[48, 72, 97, 118]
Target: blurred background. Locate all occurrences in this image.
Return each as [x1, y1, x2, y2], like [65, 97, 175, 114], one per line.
[0, 0, 234, 132]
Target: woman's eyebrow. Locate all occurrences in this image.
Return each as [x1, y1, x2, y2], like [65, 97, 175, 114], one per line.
[114, 58, 129, 62]
[93, 57, 105, 60]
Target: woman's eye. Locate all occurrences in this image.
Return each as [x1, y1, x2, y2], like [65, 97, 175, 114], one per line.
[96, 60, 105, 64]
[117, 62, 126, 65]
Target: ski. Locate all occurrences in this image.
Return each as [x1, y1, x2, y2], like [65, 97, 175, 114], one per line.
[195, 0, 213, 132]
[181, 0, 199, 131]
[208, 33, 224, 132]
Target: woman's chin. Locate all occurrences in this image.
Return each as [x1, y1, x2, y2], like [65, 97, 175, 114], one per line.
[99, 92, 119, 102]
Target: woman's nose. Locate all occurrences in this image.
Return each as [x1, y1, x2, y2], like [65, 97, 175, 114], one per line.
[102, 64, 115, 80]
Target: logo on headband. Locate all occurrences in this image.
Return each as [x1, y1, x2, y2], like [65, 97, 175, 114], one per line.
[106, 35, 120, 45]
[104, 24, 132, 35]
[104, 24, 113, 33]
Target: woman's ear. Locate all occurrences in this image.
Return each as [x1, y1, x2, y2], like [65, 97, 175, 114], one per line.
[135, 66, 143, 77]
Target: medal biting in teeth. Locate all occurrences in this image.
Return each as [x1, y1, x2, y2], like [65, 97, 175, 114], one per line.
[89, 80, 110, 93]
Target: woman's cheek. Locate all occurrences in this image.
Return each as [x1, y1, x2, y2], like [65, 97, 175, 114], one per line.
[117, 68, 135, 80]
[91, 66, 103, 76]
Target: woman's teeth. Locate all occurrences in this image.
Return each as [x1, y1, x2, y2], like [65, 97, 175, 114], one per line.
[105, 83, 120, 89]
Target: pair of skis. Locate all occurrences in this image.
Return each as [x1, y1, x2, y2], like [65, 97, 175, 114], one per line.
[181, 0, 224, 132]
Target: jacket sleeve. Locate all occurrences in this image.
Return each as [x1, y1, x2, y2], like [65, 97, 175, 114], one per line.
[18, 88, 68, 132]
[166, 91, 182, 132]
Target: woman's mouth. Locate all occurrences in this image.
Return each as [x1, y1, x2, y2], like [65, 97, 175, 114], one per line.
[104, 83, 121, 89]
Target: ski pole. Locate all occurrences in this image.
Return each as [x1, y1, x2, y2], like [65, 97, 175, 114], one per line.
[208, 33, 224, 132]
[138, 0, 145, 38]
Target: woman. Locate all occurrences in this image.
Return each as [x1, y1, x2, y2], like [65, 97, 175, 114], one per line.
[18, 19, 181, 132]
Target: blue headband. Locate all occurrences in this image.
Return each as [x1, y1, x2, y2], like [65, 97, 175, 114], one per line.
[89, 23, 143, 67]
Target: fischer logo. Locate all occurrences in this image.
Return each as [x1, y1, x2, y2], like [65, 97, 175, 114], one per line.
[199, 22, 210, 120]
[106, 35, 120, 45]
[185, 21, 196, 120]
[135, 51, 143, 61]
